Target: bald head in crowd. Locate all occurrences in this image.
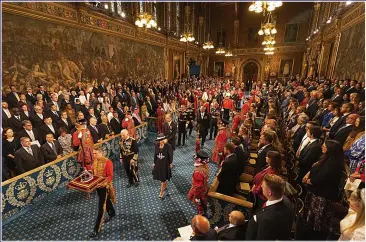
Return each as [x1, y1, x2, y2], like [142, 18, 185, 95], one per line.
[191, 215, 210, 236]
[229, 210, 245, 226]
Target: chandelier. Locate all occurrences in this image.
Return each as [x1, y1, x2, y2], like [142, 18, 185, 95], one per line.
[258, 13, 277, 36]
[180, 32, 195, 42]
[135, 13, 157, 29]
[262, 35, 276, 45]
[216, 46, 225, 54]
[203, 39, 214, 49]
[225, 48, 233, 57]
[265, 51, 274, 55]
[249, 1, 283, 15]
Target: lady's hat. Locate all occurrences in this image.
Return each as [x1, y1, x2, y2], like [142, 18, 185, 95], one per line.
[155, 133, 166, 141]
[194, 150, 209, 166]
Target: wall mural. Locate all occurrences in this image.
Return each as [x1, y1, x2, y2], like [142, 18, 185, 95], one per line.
[334, 22, 365, 81]
[2, 13, 165, 90]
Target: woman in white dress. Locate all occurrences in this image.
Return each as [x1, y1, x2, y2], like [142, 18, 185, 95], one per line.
[339, 189, 365, 241]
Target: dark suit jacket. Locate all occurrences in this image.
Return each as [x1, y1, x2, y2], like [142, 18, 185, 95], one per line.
[40, 141, 63, 163]
[98, 123, 112, 138]
[2, 109, 11, 128]
[246, 196, 294, 240]
[57, 118, 74, 133]
[197, 111, 210, 131]
[7, 92, 20, 109]
[8, 116, 23, 133]
[20, 111, 32, 121]
[255, 144, 276, 174]
[17, 128, 44, 145]
[26, 93, 37, 105]
[190, 228, 218, 241]
[292, 125, 306, 153]
[298, 139, 322, 179]
[218, 223, 247, 241]
[88, 125, 101, 143]
[30, 113, 45, 128]
[47, 110, 61, 123]
[110, 118, 122, 135]
[330, 94, 343, 105]
[235, 145, 248, 174]
[14, 145, 45, 174]
[163, 121, 177, 150]
[333, 125, 353, 146]
[307, 100, 319, 120]
[346, 86, 356, 95]
[217, 153, 239, 196]
[40, 124, 60, 140]
[329, 114, 349, 138]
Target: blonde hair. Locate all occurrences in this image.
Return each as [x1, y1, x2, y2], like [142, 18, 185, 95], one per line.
[343, 189, 365, 233]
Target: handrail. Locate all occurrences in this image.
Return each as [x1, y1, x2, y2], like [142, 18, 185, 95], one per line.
[1, 122, 147, 186]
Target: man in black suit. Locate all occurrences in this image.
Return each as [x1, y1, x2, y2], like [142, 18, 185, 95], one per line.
[306, 90, 319, 120]
[333, 113, 358, 146]
[26, 87, 37, 106]
[292, 114, 309, 153]
[190, 215, 218, 241]
[217, 143, 239, 196]
[2, 101, 12, 128]
[216, 210, 247, 240]
[57, 111, 73, 134]
[246, 174, 294, 240]
[313, 99, 330, 125]
[231, 136, 248, 174]
[329, 102, 354, 138]
[130, 91, 139, 110]
[297, 125, 323, 181]
[330, 86, 343, 105]
[345, 80, 357, 94]
[255, 131, 276, 174]
[20, 103, 32, 120]
[145, 96, 154, 116]
[37, 85, 50, 102]
[47, 104, 61, 124]
[14, 137, 45, 175]
[110, 111, 122, 135]
[7, 85, 21, 109]
[40, 133, 63, 163]
[197, 106, 210, 148]
[40, 116, 60, 140]
[30, 105, 45, 128]
[163, 113, 177, 150]
[88, 117, 102, 143]
[9, 108, 24, 133]
[98, 80, 107, 94]
[18, 120, 44, 145]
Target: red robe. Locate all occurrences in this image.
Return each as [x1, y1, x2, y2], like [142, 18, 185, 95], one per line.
[156, 107, 165, 133]
[122, 118, 136, 139]
[211, 127, 229, 164]
[241, 101, 251, 120]
[222, 99, 234, 110]
[187, 165, 209, 215]
[72, 128, 94, 170]
[231, 114, 241, 134]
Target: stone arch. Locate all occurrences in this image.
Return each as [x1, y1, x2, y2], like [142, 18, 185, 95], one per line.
[239, 59, 262, 91]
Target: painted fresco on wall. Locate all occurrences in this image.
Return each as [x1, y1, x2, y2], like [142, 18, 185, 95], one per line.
[279, 59, 294, 77]
[284, 23, 299, 43]
[248, 27, 260, 44]
[2, 13, 165, 90]
[334, 22, 365, 81]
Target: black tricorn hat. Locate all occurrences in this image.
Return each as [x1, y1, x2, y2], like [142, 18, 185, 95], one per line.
[77, 118, 87, 125]
[155, 133, 166, 141]
[196, 150, 209, 160]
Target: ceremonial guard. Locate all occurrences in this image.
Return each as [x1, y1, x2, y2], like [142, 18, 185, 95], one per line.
[212, 119, 229, 164]
[177, 105, 189, 146]
[122, 111, 136, 139]
[120, 129, 139, 187]
[72, 119, 94, 170]
[188, 150, 210, 215]
[231, 106, 242, 135]
[209, 99, 220, 140]
[89, 146, 116, 238]
[222, 93, 234, 121]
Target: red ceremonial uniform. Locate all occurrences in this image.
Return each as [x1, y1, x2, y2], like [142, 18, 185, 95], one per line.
[72, 128, 94, 170]
[222, 99, 234, 110]
[187, 165, 209, 215]
[122, 118, 136, 139]
[241, 101, 251, 120]
[156, 107, 165, 133]
[231, 114, 241, 134]
[211, 127, 229, 164]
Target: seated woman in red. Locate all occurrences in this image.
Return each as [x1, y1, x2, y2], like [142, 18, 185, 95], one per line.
[251, 150, 283, 209]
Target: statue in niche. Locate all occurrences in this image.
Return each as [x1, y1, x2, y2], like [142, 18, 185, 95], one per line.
[283, 62, 290, 76]
[231, 63, 236, 77]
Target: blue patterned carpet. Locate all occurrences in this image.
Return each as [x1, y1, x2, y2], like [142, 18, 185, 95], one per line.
[2, 132, 218, 240]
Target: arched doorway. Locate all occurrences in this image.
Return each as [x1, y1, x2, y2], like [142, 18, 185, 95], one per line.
[242, 62, 259, 91]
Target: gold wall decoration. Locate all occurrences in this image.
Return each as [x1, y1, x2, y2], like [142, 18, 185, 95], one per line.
[37, 165, 62, 192]
[6, 176, 37, 208]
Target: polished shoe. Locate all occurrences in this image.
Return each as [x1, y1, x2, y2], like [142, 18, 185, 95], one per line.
[126, 184, 132, 188]
[104, 215, 114, 223]
[88, 231, 98, 238]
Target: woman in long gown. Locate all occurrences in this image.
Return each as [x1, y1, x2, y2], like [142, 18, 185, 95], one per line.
[153, 134, 173, 199]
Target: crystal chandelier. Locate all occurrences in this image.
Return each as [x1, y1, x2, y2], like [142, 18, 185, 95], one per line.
[203, 39, 214, 49]
[180, 32, 195, 42]
[225, 47, 233, 57]
[216, 9, 225, 55]
[203, 4, 214, 50]
[135, 12, 157, 29]
[249, 1, 283, 15]
[261, 35, 276, 45]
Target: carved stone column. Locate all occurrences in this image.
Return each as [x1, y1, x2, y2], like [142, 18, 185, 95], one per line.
[329, 31, 342, 79]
